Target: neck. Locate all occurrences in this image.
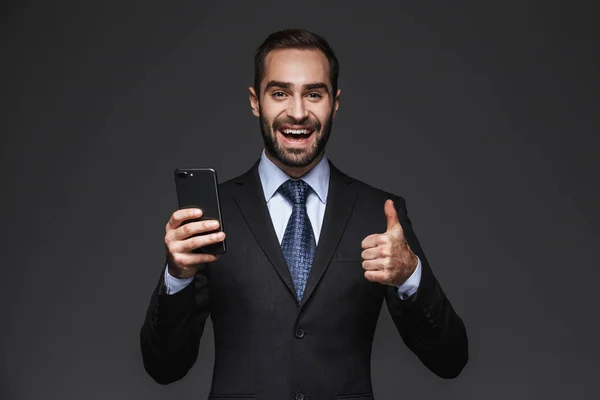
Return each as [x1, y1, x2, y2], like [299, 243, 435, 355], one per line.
[265, 150, 325, 179]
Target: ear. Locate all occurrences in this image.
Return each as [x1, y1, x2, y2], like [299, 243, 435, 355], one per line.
[249, 87, 260, 117]
[333, 89, 341, 117]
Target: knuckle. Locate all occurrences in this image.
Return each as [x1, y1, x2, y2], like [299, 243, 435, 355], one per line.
[165, 237, 178, 252]
[193, 235, 207, 249]
[182, 223, 192, 236]
[189, 236, 203, 249]
[185, 237, 196, 250]
[379, 247, 390, 258]
[192, 236, 204, 247]
[195, 235, 210, 248]
[201, 220, 216, 231]
[171, 253, 184, 266]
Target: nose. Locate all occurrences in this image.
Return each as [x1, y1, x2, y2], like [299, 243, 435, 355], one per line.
[287, 96, 308, 122]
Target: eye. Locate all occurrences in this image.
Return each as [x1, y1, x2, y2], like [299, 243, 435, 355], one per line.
[306, 92, 323, 100]
[272, 91, 287, 99]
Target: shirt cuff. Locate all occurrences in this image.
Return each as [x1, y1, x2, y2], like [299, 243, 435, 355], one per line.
[396, 255, 422, 300]
[163, 264, 194, 295]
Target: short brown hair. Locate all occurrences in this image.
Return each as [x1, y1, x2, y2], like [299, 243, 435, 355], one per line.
[254, 29, 339, 98]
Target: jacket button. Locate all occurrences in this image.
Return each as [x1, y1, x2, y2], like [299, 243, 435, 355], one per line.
[295, 328, 305, 338]
[295, 392, 305, 400]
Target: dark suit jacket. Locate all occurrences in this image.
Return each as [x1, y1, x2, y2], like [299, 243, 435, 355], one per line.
[140, 160, 468, 400]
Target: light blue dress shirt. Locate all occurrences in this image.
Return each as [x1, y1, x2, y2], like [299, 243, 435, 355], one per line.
[165, 150, 422, 299]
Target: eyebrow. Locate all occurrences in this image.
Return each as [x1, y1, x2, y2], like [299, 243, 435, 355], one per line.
[264, 80, 330, 95]
[304, 82, 330, 94]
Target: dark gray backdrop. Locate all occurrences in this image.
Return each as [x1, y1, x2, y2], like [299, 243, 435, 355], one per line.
[1, 1, 598, 399]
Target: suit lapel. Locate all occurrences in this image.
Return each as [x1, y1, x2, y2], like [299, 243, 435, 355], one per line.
[232, 161, 297, 298]
[233, 159, 359, 308]
[300, 161, 359, 308]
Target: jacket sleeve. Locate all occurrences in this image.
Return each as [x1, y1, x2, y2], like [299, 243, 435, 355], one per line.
[140, 262, 211, 384]
[385, 196, 468, 378]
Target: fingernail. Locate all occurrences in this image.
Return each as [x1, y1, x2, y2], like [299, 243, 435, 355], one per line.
[210, 221, 219, 228]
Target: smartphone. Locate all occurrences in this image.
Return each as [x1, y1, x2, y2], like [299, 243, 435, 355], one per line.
[174, 168, 226, 254]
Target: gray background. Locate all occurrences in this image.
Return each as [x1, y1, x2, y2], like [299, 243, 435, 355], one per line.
[1, 0, 598, 399]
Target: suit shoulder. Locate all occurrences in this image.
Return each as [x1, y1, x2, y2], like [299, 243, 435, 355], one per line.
[217, 175, 239, 191]
[216, 162, 259, 196]
[342, 170, 407, 207]
[217, 175, 243, 197]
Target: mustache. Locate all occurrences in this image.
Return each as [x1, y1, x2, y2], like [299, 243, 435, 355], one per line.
[272, 116, 321, 132]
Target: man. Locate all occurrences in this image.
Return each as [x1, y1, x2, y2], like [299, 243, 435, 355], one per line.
[141, 29, 468, 400]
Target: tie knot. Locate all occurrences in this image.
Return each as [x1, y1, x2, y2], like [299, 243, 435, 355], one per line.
[278, 179, 311, 205]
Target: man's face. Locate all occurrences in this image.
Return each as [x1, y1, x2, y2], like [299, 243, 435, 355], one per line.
[250, 48, 340, 168]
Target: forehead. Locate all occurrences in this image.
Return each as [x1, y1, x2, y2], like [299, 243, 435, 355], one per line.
[262, 48, 331, 89]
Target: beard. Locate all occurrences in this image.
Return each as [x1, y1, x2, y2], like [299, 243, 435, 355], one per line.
[259, 109, 334, 168]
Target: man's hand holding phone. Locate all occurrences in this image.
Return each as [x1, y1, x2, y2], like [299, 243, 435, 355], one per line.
[164, 208, 226, 279]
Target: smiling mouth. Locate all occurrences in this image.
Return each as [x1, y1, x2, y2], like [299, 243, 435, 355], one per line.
[279, 128, 314, 140]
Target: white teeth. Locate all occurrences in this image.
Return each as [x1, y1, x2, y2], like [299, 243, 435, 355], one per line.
[282, 129, 310, 135]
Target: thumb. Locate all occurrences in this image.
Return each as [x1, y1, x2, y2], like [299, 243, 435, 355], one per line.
[384, 199, 401, 232]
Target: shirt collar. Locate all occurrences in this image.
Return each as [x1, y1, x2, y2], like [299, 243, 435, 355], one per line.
[258, 149, 330, 204]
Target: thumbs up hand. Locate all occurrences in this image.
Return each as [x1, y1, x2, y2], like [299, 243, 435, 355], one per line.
[361, 199, 418, 286]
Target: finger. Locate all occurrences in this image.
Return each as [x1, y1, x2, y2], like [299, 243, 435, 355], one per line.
[363, 270, 387, 283]
[360, 247, 379, 260]
[361, 233, 389, 249]
[362, 259, 383, 271]
[384, 199, 402, 233]
[170, 251, 220, 268]
[175, 219, 221, 240]
[191, 253, 220, 264]
[180, 231, 226, 253]
[362, 243, 393, 260]
[168, 208, 203, 229]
